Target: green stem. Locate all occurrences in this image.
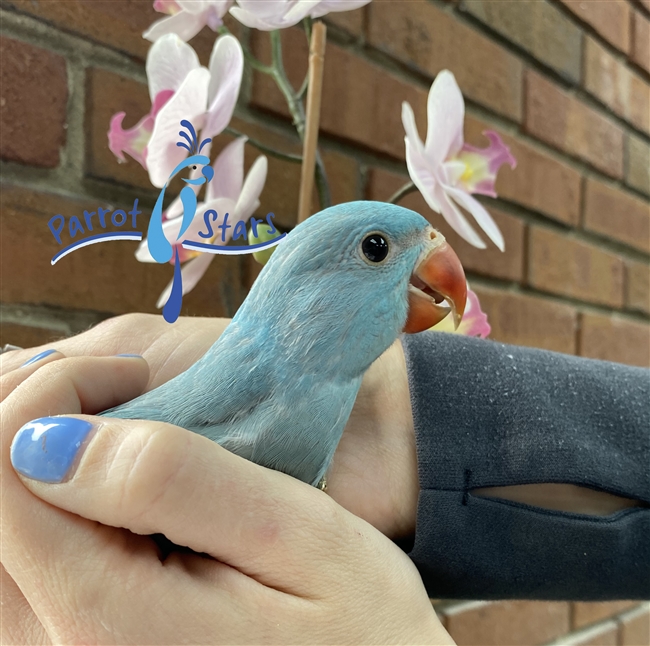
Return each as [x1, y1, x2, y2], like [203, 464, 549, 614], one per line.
[225, 127, 302, 163]
[387, 181, 417, 205]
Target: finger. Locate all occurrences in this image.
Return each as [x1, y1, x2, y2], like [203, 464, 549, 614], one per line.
[1, 356, 153, 638]
[0, 562, 51, 646]
[0, 350, 65, 404]
[11, 412, 373, 598]
[0, 314, 228, 390]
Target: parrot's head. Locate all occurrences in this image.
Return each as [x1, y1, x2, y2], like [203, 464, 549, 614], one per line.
[237, 201, 467, 376]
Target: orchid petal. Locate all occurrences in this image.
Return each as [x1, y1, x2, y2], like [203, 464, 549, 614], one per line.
[401, 101, 426, 157]
[155, 252, 214, 308]
[154, 0, 181, 14]
[146, 35, 200, 98]
[203, 34, 244, 138]
[284, 0, 321, 23]
[146, 66, 210, 188]
[434, 184, 487, 249]
[446, 186, 505, 251]
[311, 0, 371, 18]
[235, 155, 268, 220]
[208, 136, 247, 202]
[432, 287, 491, 338]
[424, 70, 465, 164]
[229, 1, 300, 30]
[404, 134, 441, 213]
[176, 0, 209, 13]
[458, 131, 517, 198]
[144, 10, 207, 42]
[107, 89, 173, 168]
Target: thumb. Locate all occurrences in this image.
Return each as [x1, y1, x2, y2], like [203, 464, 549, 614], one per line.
[10, 410, 364, 598]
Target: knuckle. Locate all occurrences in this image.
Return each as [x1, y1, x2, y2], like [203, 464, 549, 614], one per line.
[110, 423, 190, 531]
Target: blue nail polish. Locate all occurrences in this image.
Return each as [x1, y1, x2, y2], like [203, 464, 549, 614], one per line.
[11, 417, 94, 483]
[116, 354, 143, 358]
[21, 349, 57, 367]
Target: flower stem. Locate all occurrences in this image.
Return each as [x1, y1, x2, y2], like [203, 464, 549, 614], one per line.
[225, 127, 302, 163]
[268, 30, 331, 210]
[387, 181, 417, 205]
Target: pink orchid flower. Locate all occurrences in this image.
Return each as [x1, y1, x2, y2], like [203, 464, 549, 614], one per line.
[108, 32, 243, 188]
[144, 0, 234, 42]
[136, 136, 268, 307]
[402, 70, 516, 251]
[431, 287, 491, 338]
[229, 0, 371, 31]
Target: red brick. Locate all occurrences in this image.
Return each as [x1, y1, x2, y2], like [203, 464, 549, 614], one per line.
[461, 0, 582, 82]
[584, 36, 650, 134]
[574, 601, 640, 629]
[626, 134, 650, 196]
[559, 0, 631, 53]
[620, 604, 650, 646]
[85, 68, 153, 191]
[323, 7, 365, 36]
[365, 168, 525, 282]
[580, 313, 650, 367]
[251, 27, 427, 161]
[626, 259, 650, 314]
[2, 0, 228, 63]
[473, 287, 578, 354]
[440, 600, 570, 646]
[525, 70, 624, 179]
[631, 10, 650, 74]
[529, 227, 625, 307]
[0, 322, 68, 350]
[561, 621, 619, 646]
[0, 37, 67, 168]
[583, 179, 650, 254]
[367, 0, 523, 121]
[465, 116, 582, 225]
[0, 184, 243, 317]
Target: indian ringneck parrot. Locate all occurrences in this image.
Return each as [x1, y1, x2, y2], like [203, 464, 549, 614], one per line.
[101, 201, 467, 486]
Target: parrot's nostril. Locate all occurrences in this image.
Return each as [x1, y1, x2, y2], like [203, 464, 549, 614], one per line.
[429, 231, 437, 240]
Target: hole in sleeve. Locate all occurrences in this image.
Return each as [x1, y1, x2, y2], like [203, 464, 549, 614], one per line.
[471, 483, 647, 517]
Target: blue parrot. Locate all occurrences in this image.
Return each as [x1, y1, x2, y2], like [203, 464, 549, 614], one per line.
[101, 201, 467, 486]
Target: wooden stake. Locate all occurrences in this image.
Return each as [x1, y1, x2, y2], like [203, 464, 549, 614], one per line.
[297, 21, 326, 223]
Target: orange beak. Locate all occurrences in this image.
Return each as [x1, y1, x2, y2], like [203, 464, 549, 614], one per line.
[403, 239, 467, 334]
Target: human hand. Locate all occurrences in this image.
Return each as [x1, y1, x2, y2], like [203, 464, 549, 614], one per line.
[1, 354, 451, 645]
[1, 314, 419, 540]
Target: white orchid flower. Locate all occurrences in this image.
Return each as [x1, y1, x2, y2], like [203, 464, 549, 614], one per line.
[402, 70, 516, 251]
[229, 0, 371, 31]
[108, 33, 243, 188]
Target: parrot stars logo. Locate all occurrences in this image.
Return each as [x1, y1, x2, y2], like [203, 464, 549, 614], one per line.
[46, 120, 286, 324]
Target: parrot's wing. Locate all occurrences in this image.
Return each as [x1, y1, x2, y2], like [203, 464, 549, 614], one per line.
[100, 333, 275, 439]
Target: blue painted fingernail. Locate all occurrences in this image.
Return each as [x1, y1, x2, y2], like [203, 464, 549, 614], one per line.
[11, 417, 94, 483]
[21, 349, 57, 367]
[116, 354, 143, 358]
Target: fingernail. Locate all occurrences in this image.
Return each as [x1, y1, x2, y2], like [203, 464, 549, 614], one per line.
[21, 349, 57, 367]
[116, 354, 143, 358]
[11, 417, 94, 483]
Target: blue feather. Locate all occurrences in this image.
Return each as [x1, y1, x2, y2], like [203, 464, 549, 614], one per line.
[101, 202, 434, 485]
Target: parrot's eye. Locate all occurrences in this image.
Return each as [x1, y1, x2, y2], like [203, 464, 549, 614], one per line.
[192, 165, 197, 170]
[361, 233, 389, 263]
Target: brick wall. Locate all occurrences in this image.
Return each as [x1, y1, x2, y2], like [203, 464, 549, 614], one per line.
[1, 0, 649, 642]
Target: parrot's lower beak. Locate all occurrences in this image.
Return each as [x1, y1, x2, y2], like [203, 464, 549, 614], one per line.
[403, 234, 467, 334]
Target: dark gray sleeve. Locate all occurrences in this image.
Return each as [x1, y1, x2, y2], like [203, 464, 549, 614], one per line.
[400, 331, 650, 601]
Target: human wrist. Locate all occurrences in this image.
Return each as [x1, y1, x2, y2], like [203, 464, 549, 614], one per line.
[382, 338, 420, 538]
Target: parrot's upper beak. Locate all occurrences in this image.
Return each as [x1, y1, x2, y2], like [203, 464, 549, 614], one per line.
[403, 230, 467, 334]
